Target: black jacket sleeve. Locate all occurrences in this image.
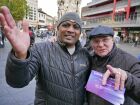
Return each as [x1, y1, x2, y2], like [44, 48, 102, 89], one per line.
[5, 46, 40, 88]
[125, 62, 140, 104]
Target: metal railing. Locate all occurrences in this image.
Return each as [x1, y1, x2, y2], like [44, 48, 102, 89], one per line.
[82, 0, 140, 17]
[87, 0, 110, 7]
[83, 12, 140, 28]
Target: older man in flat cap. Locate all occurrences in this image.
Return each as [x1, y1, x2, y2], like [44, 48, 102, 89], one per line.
[87, 25, 140, 105]
[0, 6, 91, 105]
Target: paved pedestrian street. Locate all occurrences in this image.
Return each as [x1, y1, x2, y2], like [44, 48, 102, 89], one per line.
[0, 39, 140, 105]
[0, 41, 35, 105]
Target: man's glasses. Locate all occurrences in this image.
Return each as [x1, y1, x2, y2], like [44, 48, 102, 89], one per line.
[92, 37, 113, 45]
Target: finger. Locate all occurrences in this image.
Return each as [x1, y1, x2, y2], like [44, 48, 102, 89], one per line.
[0, 13, 8, 27]
[102, 70, 111, 85]
[120, 76, 125, 90]
[106, 65, 115, 74]
[120, 70, 127, 90]
[4, 25, 14, 41]
[0, 6, 16, 28]
[22, 20, 29, 33]
[0, 14, 13, 40]
[107, 65, 121, 90]
[114, 71, 121, 90]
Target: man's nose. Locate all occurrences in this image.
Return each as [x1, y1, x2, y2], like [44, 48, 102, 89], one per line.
[67, 26, 75, 32]
[98, 41, 104, 46]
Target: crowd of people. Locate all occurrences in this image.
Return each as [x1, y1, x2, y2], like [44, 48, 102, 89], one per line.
[0, 6, 140, 105]
[120, 33, 140, 47]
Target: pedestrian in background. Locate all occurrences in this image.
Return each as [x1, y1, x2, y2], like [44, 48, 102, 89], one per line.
[134, 34, 139, 47]
[79, 31, 87, 47]
[87, 25, 140, 105]
[29, 27, 35, 46]
[114, 34, 120, 46]
[0, 6, 91, 105]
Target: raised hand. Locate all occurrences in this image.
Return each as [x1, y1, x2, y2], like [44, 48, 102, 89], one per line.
[0, 6, 30, 59]
[102, 65, 127, 90]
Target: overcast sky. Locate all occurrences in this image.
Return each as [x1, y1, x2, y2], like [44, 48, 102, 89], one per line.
[38, 0, 92, 17]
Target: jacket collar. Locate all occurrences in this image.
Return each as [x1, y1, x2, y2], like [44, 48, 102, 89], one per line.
[92, 43, 118, 70]
[57, 40, 82, 54]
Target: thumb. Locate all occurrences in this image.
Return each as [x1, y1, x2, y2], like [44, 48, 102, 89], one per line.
[22, 20, 29, 33]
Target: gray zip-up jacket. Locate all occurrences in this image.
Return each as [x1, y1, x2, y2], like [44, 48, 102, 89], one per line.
[5, 41, 91, 105]
[88, 44, 140, 105]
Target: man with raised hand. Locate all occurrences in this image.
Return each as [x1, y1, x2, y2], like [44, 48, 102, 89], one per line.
[0, 6, 91, 105]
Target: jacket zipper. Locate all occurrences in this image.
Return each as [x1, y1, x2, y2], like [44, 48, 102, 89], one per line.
[70, 55, 76, 105]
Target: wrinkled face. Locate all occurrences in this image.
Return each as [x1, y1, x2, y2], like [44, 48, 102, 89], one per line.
[91, 36, 114, 57]
[57, 20, 81, 48]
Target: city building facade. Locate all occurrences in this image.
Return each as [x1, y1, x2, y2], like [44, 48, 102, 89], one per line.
[46, 14, 55, 29]
[57, 0, 81, 19]
[81, 0, 140, 38]
[38, 9, 55, 30]
[38, 8, 47, 29]
[25, 0, 38, 29]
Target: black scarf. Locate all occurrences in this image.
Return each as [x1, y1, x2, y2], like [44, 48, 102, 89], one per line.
[91, 44, 118, 73]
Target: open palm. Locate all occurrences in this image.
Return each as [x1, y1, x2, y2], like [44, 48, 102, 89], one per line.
[0, 6, 30, 58]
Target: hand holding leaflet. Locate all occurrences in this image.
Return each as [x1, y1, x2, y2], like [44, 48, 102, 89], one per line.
[85, 70, 125, 105]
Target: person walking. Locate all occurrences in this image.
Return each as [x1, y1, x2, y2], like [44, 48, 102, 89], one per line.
[29, 27, 35, 46]
[0, 6, 91, 105]
[134, 35, 139, 47]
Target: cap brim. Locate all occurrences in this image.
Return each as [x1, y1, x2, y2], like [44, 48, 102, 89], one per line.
[89, 34, 113, 39]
